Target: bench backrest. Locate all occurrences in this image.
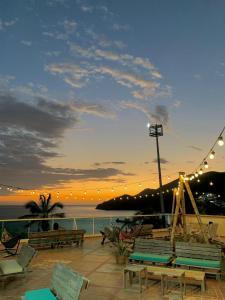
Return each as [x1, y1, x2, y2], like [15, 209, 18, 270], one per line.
[175, 241, 222, 261]
[134, 238, 173, 255]
[29, 229, 85, 239]
[17, 245, 37, 270]
[134, 224, 153, 237]
[51, 263, 84, 300]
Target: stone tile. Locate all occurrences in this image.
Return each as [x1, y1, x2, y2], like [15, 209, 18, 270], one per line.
[1, 237, 225, 299]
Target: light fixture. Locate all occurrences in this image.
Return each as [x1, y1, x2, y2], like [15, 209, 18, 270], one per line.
[198, 168, 203, 175]
[209, 150, 215, 159]
[195, 172, 198, 177]
[209, 181, 214, 186]
[218, 136, 224, 146]
[204, 161, 209, 169]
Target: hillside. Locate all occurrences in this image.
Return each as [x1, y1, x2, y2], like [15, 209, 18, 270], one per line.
[96, 171, 225, 215]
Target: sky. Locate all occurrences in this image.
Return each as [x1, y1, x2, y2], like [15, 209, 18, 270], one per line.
[0, 0, 225, 205]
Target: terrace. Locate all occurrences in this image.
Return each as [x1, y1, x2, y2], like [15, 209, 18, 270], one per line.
[1, 214, 225, 299]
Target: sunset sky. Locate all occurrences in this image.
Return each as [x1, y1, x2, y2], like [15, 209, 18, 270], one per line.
[0, 0, 225, 204]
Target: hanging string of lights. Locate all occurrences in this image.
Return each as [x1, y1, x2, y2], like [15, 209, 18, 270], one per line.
[0, 127, 224, 200]
[185, 126, 225, 181]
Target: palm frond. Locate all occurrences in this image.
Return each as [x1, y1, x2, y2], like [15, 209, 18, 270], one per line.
[25, 201, 42, 214]
[48, 202, 64, 213]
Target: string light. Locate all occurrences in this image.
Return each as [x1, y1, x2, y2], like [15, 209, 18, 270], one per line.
[218, 136, 224, 146]
[204, 161, 209, 169]
[198, 168, 203, 175]
[209, 151, 215, 159]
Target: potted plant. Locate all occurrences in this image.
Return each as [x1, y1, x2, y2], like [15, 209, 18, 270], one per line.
[114, 240, 129, 265]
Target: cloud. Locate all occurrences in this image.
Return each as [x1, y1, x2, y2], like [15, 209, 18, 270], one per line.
[45, 63, 90, 88]
[42, 19, 77, 41]
[21, 40, 32, 47]
[120, 101, 169, 126]
[70, 100, 116, 119]
[151, 70, 162, 79]
[93, 161, 126, 166]
[0, 18, 18, 31]
[112, 23, 130, 31]
[0, 92, 77, 138]
[0, 89, 122, 189]
[152, 158, 169, 164]
[46, 0, 68, 7]
[98, 66, 159, 90]
[70, 45, 156, 73]
[45, 51, 61, 57]
[132, 90, 145, 100]
[81, 5, 94, 12]
[188, 145, 203, 152]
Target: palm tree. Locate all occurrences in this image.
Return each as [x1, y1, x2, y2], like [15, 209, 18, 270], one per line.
[21, 194, 64, 231]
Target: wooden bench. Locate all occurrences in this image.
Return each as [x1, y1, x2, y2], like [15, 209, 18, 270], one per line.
[145, 265, 206, 293]
[129, 238, 173, 265]
[134, 224, 153, 238]
[24, 263, 89, 300]
[28, 229, 86, 249]
[174, 241, 222, 279]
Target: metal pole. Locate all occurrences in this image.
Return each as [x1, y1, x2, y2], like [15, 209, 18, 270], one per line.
[155, 130, 165, 214]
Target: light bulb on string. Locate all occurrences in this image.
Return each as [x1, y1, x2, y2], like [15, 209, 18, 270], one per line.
[218, 136, 224, 146]
[209, 151, 215, 159]
[204, 161, 209, 169]
[198, 168, 203, 175]
[195, 172, 198, 177]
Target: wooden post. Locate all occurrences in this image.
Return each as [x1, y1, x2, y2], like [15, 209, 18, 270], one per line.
[183, 180, 208, 243]
[170, 188, 181, 243]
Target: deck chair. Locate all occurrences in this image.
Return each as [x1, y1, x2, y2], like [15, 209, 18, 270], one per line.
[24, 263, 89, 300]
[0, 244, 37, 288]
[0, 231, 21, 256]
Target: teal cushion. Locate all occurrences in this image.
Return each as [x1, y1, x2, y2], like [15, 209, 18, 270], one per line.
[25, 288, 56, 300]
[0, 260, 23, 275]
[175, 257, 221, 269]
[129, 252, 171, 263]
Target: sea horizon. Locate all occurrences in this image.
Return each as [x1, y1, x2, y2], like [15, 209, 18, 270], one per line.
[0, 204, 137, 220]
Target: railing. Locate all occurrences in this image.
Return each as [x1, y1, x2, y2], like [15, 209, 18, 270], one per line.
[1, 213, 225, 239]
[0, 214, 172, 239]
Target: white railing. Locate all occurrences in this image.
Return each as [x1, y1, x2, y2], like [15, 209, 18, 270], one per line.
[1, 213, 225, 239]
[0, 214, 172, 238]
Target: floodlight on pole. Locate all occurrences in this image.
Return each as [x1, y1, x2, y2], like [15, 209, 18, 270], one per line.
[148, 123, 165, 214]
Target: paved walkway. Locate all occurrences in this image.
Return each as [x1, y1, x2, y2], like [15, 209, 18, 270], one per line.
[0, 237, 225, 299]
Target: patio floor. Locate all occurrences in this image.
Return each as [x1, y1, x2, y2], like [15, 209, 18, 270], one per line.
[1, 237, 225, 300]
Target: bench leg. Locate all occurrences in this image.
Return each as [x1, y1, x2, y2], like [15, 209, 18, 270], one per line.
[201, 279, 206, 292]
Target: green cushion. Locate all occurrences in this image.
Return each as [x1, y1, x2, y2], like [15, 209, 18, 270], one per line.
[25, 288, 56, 300]
[175, 257, 221, 269]
[0, 260, 23, 275]
[129, 252, 171, 263]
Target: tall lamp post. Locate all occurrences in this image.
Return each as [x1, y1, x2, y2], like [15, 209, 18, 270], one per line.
[147, 123, 165, 215]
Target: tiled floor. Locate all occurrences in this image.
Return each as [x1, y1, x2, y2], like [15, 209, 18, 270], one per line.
[0, 237, 225, 300]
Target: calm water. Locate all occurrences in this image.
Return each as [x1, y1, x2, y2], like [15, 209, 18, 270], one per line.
[0, 205, 137, 238]
[0, 205, 136, 220]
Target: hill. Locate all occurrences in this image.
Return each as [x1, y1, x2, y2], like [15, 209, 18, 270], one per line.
[96, 171, 225, 215]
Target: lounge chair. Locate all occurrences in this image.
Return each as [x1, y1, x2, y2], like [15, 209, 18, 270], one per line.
[24, 263, 89, 300]
[0, 244, 37, 288]
[0, 235, 21, 256]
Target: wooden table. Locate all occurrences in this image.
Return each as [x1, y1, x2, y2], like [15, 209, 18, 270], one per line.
[123, 265, 147, 293]
[146, 265, 206, 293]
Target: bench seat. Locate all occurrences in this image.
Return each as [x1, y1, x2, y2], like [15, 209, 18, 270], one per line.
[129, 238, 173, 265]
[25, 288, 56, 300]
[129, 252, 171, 264]
[175, 257, 220, 269]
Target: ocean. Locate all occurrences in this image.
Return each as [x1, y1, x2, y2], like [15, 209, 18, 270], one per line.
[0, 205, 136, 220]
[0, 205, 137, 238]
